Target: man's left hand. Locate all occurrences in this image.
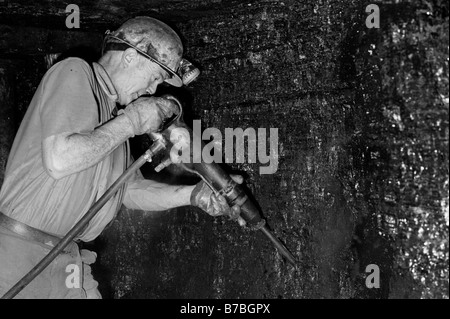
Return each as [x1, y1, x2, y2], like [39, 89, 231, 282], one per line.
[190, 175, 246, 226]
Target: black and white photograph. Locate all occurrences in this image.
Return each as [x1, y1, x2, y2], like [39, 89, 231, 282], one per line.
[0, 0, 448, 306]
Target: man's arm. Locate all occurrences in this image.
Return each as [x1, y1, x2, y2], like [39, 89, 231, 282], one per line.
[122, 169, 194, 211]
[123, 168, 244, 226]
[42, 96, 177, 180]
[43, 114, 133, 180]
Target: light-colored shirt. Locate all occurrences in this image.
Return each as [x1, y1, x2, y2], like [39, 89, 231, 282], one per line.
[0, 58, 128, 241]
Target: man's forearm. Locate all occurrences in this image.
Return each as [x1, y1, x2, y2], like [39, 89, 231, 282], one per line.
[42, 114, 134, 179]
[123, 179, 195, 211]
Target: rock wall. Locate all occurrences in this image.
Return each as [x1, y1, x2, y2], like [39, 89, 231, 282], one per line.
[0, 0, 447, 299]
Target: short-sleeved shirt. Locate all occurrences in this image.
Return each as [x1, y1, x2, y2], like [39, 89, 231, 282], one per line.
[0, 58, 128, 242]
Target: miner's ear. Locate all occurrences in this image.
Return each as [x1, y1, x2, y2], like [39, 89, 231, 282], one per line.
[122, 48, 139, 67]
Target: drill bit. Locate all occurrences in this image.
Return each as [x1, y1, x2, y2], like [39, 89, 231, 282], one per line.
[259, 224, 297, 266]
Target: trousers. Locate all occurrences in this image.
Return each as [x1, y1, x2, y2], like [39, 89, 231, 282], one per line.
[0, 226, 101, 299]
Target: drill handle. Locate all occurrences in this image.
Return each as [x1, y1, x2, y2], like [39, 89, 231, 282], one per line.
[192, 162, 263, 226]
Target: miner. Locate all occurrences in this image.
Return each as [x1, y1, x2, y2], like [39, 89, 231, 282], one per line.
[0, 16, 241, 299]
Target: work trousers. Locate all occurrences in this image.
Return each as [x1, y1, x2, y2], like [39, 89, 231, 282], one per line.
[0, 226, 101, 299]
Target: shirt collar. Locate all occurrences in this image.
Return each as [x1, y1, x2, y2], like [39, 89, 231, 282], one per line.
[92, 62, 119, 103]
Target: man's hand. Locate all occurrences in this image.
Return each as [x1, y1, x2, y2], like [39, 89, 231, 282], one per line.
[190, 175, 246, 226]
[120, 96, 178, 136]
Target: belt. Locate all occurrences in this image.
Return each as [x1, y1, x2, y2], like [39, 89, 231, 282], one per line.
[0, 212, 62, 248]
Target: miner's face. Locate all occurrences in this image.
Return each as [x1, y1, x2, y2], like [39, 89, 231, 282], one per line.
[115, 48, 168, 105]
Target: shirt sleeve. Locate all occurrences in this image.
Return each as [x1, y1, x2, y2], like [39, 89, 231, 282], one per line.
[39, 58, 99, 139]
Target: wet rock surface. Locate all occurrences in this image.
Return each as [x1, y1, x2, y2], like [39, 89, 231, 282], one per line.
[0, 0, 447, 299]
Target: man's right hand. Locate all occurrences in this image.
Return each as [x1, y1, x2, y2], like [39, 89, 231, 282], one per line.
[120, 97, 178, 136]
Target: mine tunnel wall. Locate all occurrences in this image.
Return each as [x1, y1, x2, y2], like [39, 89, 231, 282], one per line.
[0, 0, 448, 299]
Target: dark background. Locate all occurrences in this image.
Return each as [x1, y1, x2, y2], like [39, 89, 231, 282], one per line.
[0, 0, 448, 299]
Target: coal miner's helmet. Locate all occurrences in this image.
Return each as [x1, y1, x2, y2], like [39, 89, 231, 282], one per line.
[103, 16, 199, 87]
